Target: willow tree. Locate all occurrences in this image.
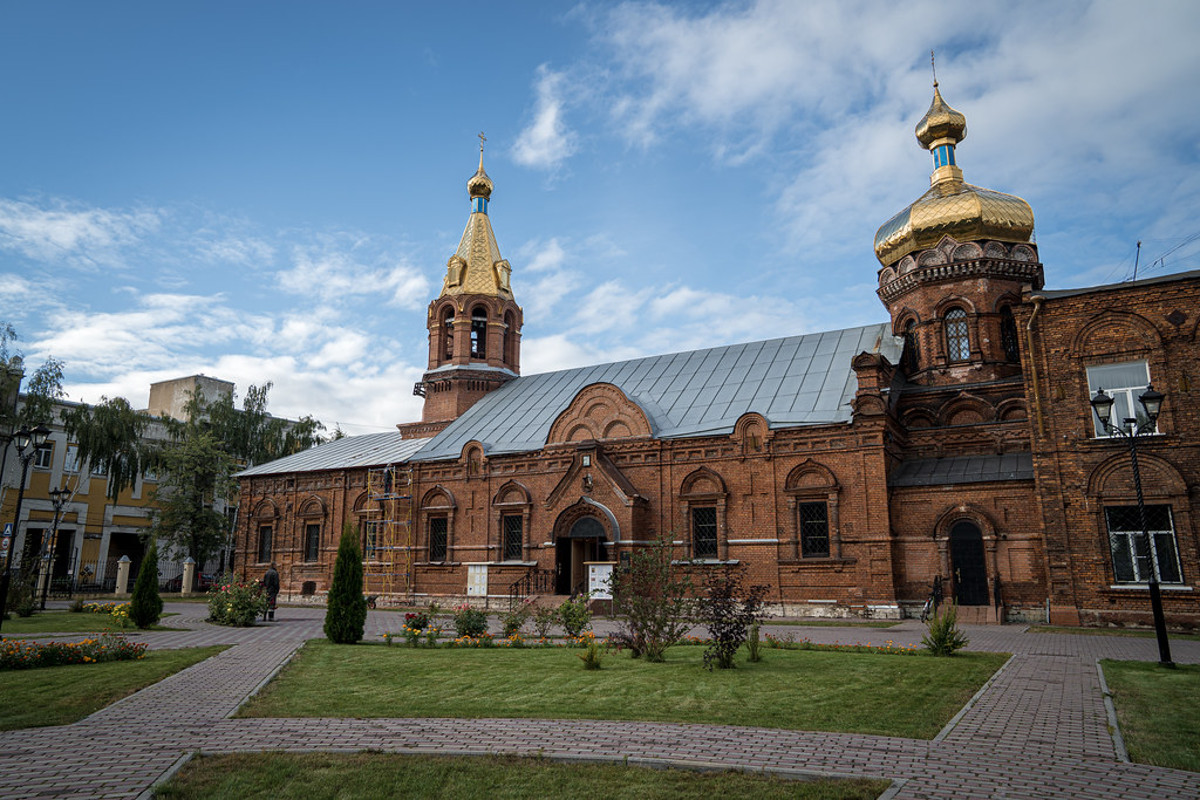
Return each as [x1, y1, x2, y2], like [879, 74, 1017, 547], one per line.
[62, 396, 153, 502]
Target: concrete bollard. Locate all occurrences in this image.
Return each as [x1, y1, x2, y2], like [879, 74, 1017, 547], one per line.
[115, 555, 131, 595]
[182, 558, 196, 594]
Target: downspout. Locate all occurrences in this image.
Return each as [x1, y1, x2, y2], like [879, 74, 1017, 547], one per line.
[1025, 295, 1046, 440]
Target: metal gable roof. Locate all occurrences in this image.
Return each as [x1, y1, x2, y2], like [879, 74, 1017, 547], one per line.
[411, 322, 900, 462]
[236, 432, 433, 477]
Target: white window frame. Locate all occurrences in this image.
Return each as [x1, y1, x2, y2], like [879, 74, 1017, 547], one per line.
[1086, 360, 1154, 437]
[33, 443, 54, 470]
[1105, 505, 1184, 585]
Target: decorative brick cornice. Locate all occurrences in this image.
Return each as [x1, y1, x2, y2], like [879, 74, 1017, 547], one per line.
[878, 258, 1044, 304]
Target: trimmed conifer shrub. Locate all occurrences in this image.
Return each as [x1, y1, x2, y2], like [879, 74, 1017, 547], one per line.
[324, 522, 367, 644]
[128, 543, 163, 629]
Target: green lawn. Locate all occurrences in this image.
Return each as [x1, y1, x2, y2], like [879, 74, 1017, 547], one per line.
[0, 610, 183, 634]
[1101, 660, 1200, 772]
[241, 641, 1006, 739]
[1, 645, 226, 730]
[1030, 625, 1200, 642]
[154, 752, 890, 800]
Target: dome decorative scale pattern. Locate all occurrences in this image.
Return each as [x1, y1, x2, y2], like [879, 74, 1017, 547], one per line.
[874, 84, 1034, 268]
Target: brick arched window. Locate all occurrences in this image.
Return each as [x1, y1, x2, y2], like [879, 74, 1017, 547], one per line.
[944, 307, 970, 362]
[470, 306, 487, 359]
[442, 306, 455, 359]
[901, 318, 919, 373]
[999, 306, 1020, 363]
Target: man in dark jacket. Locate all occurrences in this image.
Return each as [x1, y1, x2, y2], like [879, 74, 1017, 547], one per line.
[262, 563, 280, 621]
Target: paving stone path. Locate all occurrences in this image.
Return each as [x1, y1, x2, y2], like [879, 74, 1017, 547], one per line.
[1, 602, 1197, 799]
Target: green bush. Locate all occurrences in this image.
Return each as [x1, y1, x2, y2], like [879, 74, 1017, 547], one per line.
[558, 594, 592, 637]
[324, 523, 367, 644]
[68, 598, 86, 613]
[501, 600, 533, 637]
[207, 574, 267, 626]
[128, 544, 163, 629]
[922, 602, 969, 656]
[453, 604, 488, 638]
[532, 606, 557, 638]
[577, 639, 604, 670]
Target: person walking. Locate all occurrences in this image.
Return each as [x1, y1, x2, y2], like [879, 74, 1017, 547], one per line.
[262, 563, 280, 621]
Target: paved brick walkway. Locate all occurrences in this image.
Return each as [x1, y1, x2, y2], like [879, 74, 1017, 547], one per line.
[1, 602, 1197, 799]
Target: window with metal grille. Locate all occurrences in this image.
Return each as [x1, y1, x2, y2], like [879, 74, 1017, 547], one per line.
[429, 517, 448, 562]
[692, 507, 718, 559]
[1086, 361, 1154, 437]
[945, 308, 970, 361]
[1105, 505, 1182, 584]
[362, 520, 378, 561]
[800, 501, 830, 558]
[503, 515, 523, 561]
[304, 523, 320, 562]
[999, 306, 1020, 362]
[257, 525, 272, 563]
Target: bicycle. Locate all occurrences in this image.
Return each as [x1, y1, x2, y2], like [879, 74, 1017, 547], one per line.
[919, 574, 944, 622]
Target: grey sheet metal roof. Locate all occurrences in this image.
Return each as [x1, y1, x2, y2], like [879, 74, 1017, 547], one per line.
[889, 453, 1034, 487]
[1039, 268, 1200, 300]
[412, 323, 900, 462]
[237, 432, 432, 477]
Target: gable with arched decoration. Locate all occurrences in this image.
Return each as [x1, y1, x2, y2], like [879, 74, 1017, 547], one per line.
[546, 382, 654, 444]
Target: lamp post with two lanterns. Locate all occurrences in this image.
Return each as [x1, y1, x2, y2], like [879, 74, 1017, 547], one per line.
[1089, 383, 1173, 667]
[0, 423, 52, 634]
[39, 486, 71, 610]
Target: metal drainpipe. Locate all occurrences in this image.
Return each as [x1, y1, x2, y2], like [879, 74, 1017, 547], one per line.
[1025, 295, 1046, 439]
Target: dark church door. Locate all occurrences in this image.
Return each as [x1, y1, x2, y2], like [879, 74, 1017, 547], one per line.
[949, 521, 989, 606]
[555, 517, 606, 595]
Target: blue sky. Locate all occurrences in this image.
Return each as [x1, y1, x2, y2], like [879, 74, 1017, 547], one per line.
[3, 1, 1199, 435]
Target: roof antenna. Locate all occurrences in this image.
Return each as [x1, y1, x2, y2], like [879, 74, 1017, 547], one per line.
[931, 49, 938, 87]
[1132, 240, 1141, 283]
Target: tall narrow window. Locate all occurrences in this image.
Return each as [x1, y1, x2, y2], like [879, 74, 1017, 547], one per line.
[1086, 360, 1154, 437]
[692, 507, 718, 559]
[1105, 505, 1183, 584]
[999, 306, 1020, 362]
[257, 525, 273, 563]
[503, 310, 516, 367]
[429, 517, 448, 561]
[945, 307, 970, 361]
[362, 520, 378, 561]
[799, 501, 830, 558]
[901, 319, 919, 373]
[470, 306, 487, 359]
[502, 514, 523, 561]
[443, 307, 455, 359]
[304, 523, 320, 562]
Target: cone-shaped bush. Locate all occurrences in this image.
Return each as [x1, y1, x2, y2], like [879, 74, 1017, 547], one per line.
[129, 543, 163, 629]
[324, 522, 367, 644]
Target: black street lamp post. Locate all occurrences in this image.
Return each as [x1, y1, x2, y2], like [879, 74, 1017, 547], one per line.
[39, 486, 71, 610]
[0, 423, 52, 634]
[1090, 384, 1173, 667]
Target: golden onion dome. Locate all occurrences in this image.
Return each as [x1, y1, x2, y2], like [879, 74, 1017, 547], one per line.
[467, 149, 494, 201]
[874, 84, 1034, 267]
[915, 84, 967, 149]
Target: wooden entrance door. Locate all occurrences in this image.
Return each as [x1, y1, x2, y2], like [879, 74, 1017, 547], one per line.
[949, 521, 989, 606]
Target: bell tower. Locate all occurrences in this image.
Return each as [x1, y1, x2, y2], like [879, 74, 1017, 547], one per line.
[874, 74, 1043, 387]
[408, 138, 523, 433]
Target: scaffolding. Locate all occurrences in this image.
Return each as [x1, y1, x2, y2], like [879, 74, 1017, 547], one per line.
[364, 465, 414, 602]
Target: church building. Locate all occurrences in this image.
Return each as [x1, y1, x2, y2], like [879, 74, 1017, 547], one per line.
[236, 84, 1200, 628]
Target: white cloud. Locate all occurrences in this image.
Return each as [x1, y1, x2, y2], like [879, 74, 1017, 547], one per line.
[513, 65, 578, 170]
[278, 239, 429, 308]
[0, 198, 160, 269]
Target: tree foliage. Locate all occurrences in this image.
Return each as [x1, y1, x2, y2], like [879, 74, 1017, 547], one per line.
[178, 382, 324, 468]
[129, 543, 164, 628]
[611, 537, 693, 662]
[150, 428, 236, 565]
[324, 522, 367, 644]
[697, 566, 769, 670]
[62, 396, 152, 501]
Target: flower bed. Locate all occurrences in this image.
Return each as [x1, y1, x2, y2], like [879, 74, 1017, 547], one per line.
[0, 634, 148, 671]
[764, 632, 920, 655]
